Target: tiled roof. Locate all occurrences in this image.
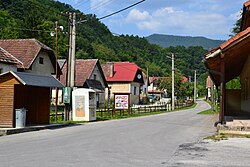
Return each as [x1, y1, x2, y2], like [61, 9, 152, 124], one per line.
[102, 62, 140, 82]
[60, 59, 99, 87]
[220, 27, 250, 50]
[244, 0, 250, 7]
[0, 47, 22, 65]
[0, 39, 53, 69]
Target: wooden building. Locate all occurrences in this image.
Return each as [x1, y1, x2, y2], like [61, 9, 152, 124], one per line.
[0, 71, 63, 128]
[204, 0, 250, 123]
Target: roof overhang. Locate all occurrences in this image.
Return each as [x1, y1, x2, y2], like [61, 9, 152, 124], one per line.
[0, 71, 64, 88]
[204, 27, 250, 86]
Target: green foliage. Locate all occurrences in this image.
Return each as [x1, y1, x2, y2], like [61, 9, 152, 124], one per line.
[0, 0, 209, 95]
[146, 34, 224, 50]
[226, 77, 241, 89]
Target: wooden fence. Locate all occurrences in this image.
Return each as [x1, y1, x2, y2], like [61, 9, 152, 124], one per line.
[50, 100, 194, 120]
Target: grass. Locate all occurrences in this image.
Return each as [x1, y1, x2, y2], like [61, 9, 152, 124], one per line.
[50, 102, 197, 124]
[198, 99, 220, 115]
[205, 132, 250, 142]
[198, 108, 219, 115]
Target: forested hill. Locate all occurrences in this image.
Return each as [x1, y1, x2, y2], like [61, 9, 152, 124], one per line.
[146, 34, 224, 50]
[0, 0, 208, 82]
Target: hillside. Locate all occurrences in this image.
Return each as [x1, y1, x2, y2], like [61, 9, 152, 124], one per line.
[0, 0, 208, 81]
[146, 34, 224, 50]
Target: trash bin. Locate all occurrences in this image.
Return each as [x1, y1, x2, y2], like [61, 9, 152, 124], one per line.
[15, 108, 27, 128]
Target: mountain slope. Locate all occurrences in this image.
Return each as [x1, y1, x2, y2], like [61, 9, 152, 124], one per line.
[146, 34, 224, 50]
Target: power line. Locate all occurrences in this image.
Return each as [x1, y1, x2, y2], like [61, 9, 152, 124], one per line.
[85, 0, 115, 13]
[98, 0, 145, 20]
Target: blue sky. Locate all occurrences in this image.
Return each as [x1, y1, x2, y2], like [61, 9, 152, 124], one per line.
[58, 0, 246, 40]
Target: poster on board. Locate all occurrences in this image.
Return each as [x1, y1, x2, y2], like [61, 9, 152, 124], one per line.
[115, 95, 129, 109]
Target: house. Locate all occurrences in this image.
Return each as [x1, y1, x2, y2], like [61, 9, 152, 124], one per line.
[148, 76, 189, 99]
[102, 62, 144, 105]
[204, 0, 250, 123]
[148, 77, 166, 99]
[206, 76, 213, 101]
[0, 39, 61, 76]
[0, 47, 21, 73]
[0, 71, 63, 128]
[60, 59, 107, 108]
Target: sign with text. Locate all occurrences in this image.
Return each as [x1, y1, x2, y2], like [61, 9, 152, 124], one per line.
[115, 94, 129, 109]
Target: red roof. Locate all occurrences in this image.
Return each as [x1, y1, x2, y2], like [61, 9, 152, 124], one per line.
[220, 27, 250, 50]
[0, 39, 53, 69]
[244, 0, 250, 7]
[102, 62, 140, 82]
[0, 47, 22, 65]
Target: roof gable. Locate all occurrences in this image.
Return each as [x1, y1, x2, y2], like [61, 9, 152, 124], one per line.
[0, 39, 53, 69]
[60, 59, 107, 87]
[0, 47, 22, 65]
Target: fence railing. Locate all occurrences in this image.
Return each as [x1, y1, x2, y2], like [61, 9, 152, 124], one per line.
[50, 100, 194, 120]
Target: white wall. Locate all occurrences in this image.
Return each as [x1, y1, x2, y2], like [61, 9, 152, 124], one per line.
[0, 63, 17, 74]
[25, 51, 54, 75]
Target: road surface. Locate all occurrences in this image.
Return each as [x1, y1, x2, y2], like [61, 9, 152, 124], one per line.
[0, 99, 217, 167]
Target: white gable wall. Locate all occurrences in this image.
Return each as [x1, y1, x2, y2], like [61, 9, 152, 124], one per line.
[25, 51, 55, 76]
[0, 63, 17, 74]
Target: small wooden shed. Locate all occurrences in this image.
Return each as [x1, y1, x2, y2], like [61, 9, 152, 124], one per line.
[0, 71, 63, 128]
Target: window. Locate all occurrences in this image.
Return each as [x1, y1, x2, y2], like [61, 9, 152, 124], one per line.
[39, 57, 44, 64]
[94, 74, 97, 80]
[134, 87, 137, 95]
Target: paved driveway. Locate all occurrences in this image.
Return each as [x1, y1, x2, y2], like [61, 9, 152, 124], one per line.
[0, 99, 217, 167]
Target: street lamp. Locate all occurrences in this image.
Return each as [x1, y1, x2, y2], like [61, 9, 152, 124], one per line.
[51, 21, 63, 122]
[167, 53, 175, 110]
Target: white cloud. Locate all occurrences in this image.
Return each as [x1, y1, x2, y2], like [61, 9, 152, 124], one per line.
[126, 9, 150, 21]
[125, 7, 234, 38]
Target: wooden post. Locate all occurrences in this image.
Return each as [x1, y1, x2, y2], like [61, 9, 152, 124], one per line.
[220, 57, 225, 124]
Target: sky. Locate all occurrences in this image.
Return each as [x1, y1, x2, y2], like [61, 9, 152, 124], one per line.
[58, 0, 246, 40]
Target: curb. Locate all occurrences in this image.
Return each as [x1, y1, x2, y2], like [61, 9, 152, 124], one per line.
[0, 124, 70, 136]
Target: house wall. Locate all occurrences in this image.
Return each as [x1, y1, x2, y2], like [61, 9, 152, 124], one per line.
[130, 82, 140, 105]
[25, 51, 54, 75]
[240, 53, 250, 113]
[106, 82, 140, 105]
[90, 65, 106, 108]
[0, 63, 17, 74]
[0, 74, 20, 127]
[90, 65, 106, 89]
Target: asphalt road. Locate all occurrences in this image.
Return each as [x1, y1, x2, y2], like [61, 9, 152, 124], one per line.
[0, 99, 217, 167]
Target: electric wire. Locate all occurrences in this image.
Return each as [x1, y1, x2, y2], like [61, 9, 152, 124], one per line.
[98, 0, 145, 20]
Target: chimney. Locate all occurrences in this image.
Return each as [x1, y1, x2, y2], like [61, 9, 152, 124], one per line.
[109, 63, 114, 77]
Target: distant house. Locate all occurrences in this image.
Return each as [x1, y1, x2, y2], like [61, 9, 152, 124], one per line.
[204, 0, 250, 123]
[0, 39, 60, 76]
[102, 62, 144, 105]
[148, 76, 189, 99]
[0, 47, 21, 73]
[60, 59, 107, 108]
[148, 77, 166, 99]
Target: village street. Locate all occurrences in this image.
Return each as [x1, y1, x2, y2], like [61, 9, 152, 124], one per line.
[0, 100, 247, 167]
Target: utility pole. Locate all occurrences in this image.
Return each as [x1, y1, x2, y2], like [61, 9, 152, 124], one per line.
[194, 70, 197, 103]
[55, 21, 59, 122]
[171, 53, 175, 110]
[211, 79, 214, 112]
[70, 12, 76, 88]
[66, 13, 72, 88]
